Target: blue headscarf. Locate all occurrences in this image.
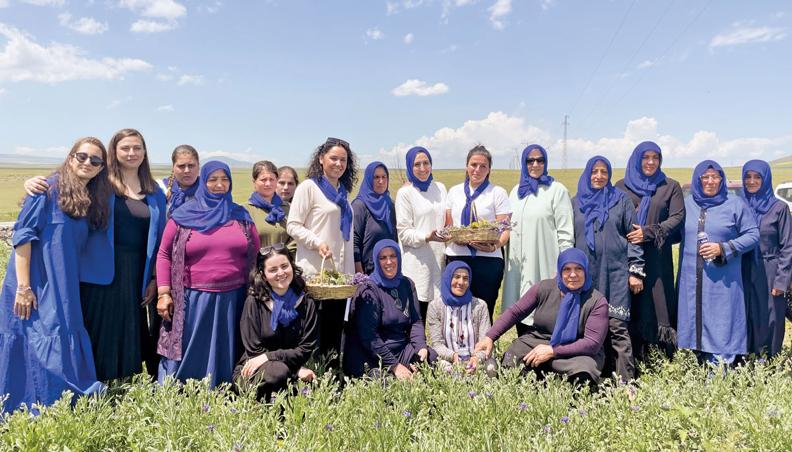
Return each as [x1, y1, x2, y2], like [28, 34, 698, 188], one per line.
[742, 159, 779, 226]
[623, 141, 667, 226]
[576, 156, 625, 252]
[355, 161, 394, 234]
[406, 147, 433, 192]
[550, 248, 593, 346]
[314, 176, 353, 241]
[170, 160, 252, 232]
[163, 176, 199, 215]
[248, 191, 286, 225]
[691, 160, 728, 209]
[369, 239, 402, 289]
[440, 261, 472, 307]
[518, 144, 554, 199]
[269, 287, 300, 332]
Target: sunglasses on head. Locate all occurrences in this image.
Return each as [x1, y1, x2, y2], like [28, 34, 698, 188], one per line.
[526, 157, 545, 165]
[324, 137, 350, 149]
[259, 242, 286, 256]
[73, 152, 104, 167]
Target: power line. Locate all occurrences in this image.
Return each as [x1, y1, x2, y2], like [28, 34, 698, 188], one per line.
[566, 0, 637, 118]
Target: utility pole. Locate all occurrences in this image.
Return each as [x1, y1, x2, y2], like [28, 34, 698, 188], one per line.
[562, 114, 569, 169]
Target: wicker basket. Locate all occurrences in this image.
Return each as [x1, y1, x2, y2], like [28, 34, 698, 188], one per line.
[305, 256, 357, 300]
[446, 227, 501, 243]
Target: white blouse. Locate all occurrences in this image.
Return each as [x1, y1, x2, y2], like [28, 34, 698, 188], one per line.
[445, 181, 511, 259]
[286, 179, 355, 276]
[395, 181, 447, 302]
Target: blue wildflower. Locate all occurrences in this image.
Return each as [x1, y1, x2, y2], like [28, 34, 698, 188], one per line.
[325, 423, 334, 431]
[468, 391, 477, 399]
[229, 407, 238, 414]
[630, 405, 641, 412]
[208, 424, 215, 433]
[560, 416, 570, 424]
[403, 410, 412, 419]
[518, 402, 528, 411]
[202, 404, 210, 413]
[485, 392, 494, 400]
[301, 387, 311, 396]
[543, 424, 551, 433]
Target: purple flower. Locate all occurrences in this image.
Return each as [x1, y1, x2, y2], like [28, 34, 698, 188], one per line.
[233, 443, 243, 451]
[577, 408, 587, 417]
[229, 407, 238, 414]
[758, 358, 767, 364]
[468, 391, 477, 399]
[630, 405, 641, 412]
[518, 402, 528, 411]
[208, 424, 215, 433]
[403, 410, 412, 419]
[543, 424, 551, 434]
[325, 423, 334, 431]
[560, 416, 570, 424]
[301, 387, 311, 396]
[485, 392, 494, 400]
[202, 404, 210, 413]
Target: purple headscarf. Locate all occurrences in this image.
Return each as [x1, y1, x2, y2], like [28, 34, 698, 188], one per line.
[170, 160, 252, 232]
[623, 141, 666, 226]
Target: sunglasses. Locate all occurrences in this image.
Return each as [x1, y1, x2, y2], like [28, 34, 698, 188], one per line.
[324, 137, 350, 149]
[526, 157, 545, 166]
[259, 242, 286, 255]
[73, 152, 104, 167]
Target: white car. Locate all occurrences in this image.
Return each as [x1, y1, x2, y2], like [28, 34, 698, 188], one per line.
[774, 182, 792, 211]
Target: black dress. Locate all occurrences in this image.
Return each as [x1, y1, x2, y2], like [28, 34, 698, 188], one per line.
[81, 195, 158, 380]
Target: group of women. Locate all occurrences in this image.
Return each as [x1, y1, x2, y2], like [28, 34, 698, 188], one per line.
[1, 133, 789, 413]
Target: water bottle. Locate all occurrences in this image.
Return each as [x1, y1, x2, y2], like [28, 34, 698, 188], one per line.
[697, 231, 713, 263]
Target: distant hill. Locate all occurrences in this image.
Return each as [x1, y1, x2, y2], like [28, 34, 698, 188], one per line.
[770, 155, 792, 166]
[0, 154, 61, 166]
[199, 155, 255, 168]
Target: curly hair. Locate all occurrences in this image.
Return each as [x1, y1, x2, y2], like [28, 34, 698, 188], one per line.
[304, 138, 358, 193]
[107, 128, 158, 196]
[52, 137, 113, 230]
[248, 246, 307, 303]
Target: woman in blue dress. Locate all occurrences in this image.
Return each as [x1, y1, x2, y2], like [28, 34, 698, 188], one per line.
[0, 137, 113, 413]
[677, 160, 759, 364]
[741, 160, 792, 357]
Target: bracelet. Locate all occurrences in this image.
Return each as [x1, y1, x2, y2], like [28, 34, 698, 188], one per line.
[16, 286, 32, 295]
[157, 293, 172, 300]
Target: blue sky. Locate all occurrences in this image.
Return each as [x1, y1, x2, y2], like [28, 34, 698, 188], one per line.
[0, 0, 790, 169]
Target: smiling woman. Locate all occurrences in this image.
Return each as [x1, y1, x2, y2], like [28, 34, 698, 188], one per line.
[0, 137, 112, 413]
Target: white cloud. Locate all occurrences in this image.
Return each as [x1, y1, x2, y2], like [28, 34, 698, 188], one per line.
[0, 87, 6, 96]
[0, 0, 10, 7]
[366, 27, 384, 40]
[58, 13, 109, 35]
[540, 0, 555, 10]
[386, 0, 427, 15]
[198, 0, 222, 14]
[710, 25, 786, 48]
[157, 104, 174, 112]
[488, 0, 511, 30]
[392, 79, 449, 96]
[119, 0, 186, 19]
[156, 73, 173, 81]
[403, 32, 414, 44]
[379, 113, 792, 169]
[130, 19, 177, 32]
[441, 0, 476, 20]
[440, 44, 458, 53]
[177, 74, 203, 86]
[201, 149, 259, 163]
[0, 23, 152, 83]
[20, 0, 64, 5]
[637, 59, 655, 69]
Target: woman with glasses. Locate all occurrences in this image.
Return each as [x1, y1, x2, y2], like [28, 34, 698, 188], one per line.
[246, 160, 296, 256]
[677, 161, 758, 365]
[741, 160, 792, 357]
[503, 144, 574, 336]
[233, 243, 317, 399]
[445, 146, 511, 322]
[395, 146, 448, 321]
[572, 156, 644, 381]
[353, 161, 397, 275]
[287, 137, 358, 362]
[344, 239, 436, 379]
[615, 141, 685, 363]
[160, 145, 200, 216]
[156, 161, 259, 387]
[1, 137, 112, 412]
[23, 128, 168, 382]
